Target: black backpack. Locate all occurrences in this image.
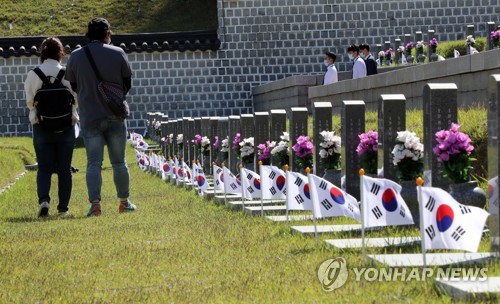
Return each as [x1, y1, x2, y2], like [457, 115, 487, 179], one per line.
[33, 67, 75, 132]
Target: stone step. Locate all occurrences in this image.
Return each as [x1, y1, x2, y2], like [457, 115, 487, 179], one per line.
[214, 194, 242, 204]
[243, 205, 288, 216]
[435, 277, 500, 301]
[291, 224, 362, 234]
[325, 236, 421, 249]
[266, 215, 314, 222]
[225, 199, 285, 210]
[368, 252, 496, 267]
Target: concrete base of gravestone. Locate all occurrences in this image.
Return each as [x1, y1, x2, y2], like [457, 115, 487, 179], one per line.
[325, 236, 421, 249]
[244, 205, 287, 216]
[214, 194, 242, 204]
[203, 189, 225, 200]
[368, 252, 496, 267]
[266, 215, 315, 222]
[169, 178, 177, 185]
[291, 224, 363, 234]
[435, 277, 500, 301]
[225, 199, 285, 210]
[163, 175, 170, 182]
[185, 182, 193, 190]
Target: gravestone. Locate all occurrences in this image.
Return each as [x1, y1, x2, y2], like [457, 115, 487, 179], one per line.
[384, 41, 391, 64]
[146, 112, 154, 138]
[166, 120, 173, 157]
[182, 117, 190, 162]
[312, 102, 333, 175]
[487, 22, 496, 50]
[161, 121, 168, 156]
[423, 83, 458, 190]
[415, 31, 424, 63]
[228, 115, 241, 173]
[217, 117, 229, 165]
[466, 25, 475, 55]
[289, 107, 309, 172]
[270, 109, 287, 167]
[488, 74, 500, 253]
[194, 118, 202, 161]
[342, 101, 365, 200]
[403, 34, 413, 63]
[201, 117, 210, 138]
[209, 117, 219, 174]
[176, 119, 183, 157]
[187, 118, 195, 163]
[240, 114, 255, 170]
[378, 94, 406, 181]
[254, 112, 270, 170]
[427, 29, 435, 61]
[394, 38, 401, 64]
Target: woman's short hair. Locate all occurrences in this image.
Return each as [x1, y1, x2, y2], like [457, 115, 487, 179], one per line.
[325, 51, 337, 62]
[40, 37, 65, 63]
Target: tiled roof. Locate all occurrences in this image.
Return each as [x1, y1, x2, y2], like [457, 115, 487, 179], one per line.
[0, 30, 220, 58]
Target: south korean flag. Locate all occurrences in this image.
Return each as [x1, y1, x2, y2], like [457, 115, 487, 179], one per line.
[420, 186, 489, 252]
[260, 165, 286, 200]
[222, 166, 242, 194]
[286, 171, 312, 211]
[161, 157, 171, 181]
[196, 162, 209, 196]
[135, 149, 142, 163]
[241, 168, 261, 200]
[171, 157, 178, 179]
[308, 174, 360, 222]
[213, 164, 225, 191]
[138, 153, 149, 172]
[362, 175, 414, 228]
[183, 162, 193, 184]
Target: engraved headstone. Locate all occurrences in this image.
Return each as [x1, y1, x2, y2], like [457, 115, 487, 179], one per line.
[416, 31, 425, 63]
[342, 101, 365, 200]
[466, 25, 475, 55]
[254, 112, 270, 168]
[394, 38, 401, 64]
[427, 29, 435, 61]
[270, 109, 287, 167]
[289, 107, 309, 172]
[217, 117, 229, 165]
[313, 102, 333, 175]
[488, 74, 500, 253]
[183, 117, 191, 162]
[210, 117, 219, 173]
[240, 114, 255, 170]
[187, 118, 195, 163]
[487, 22, 496, 50]
[194, 118, 202, 161]
[378, 94, 406, 181]
[423, 83, 458, 190]
[229, 115, 241, 173]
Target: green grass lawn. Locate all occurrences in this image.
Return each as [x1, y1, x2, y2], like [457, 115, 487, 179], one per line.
[0, 0, 217, 37]
[0, 136, 498, 302]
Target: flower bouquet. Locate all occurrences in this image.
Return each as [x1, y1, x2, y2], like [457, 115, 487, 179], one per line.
[384, 48, 393, 65]
[153, 120, 161, 137]
[270, 132, 290, 168]
[429, 38, 438, 53]
[391, 131, 424, 181]
[491, 30, 500, 47]
[405, 41, 414, 63]
[378, 51, 385, 65]
[257, 141, 272, 165]
[176, 133, 184, 151]
[220, 136, 230, 160]
[356, 130, 378, 175]
[201, 136, 210, 156]
[432, 123, 475, 184]
[292, 135, 314, 172]
[318, 131, 341, 170]
[239, 137, 255, 164]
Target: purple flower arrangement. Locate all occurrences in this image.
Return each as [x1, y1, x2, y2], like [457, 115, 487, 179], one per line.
[405, 41, 414, 52]
[384, 48, 393, 60]
[356, 130, 378, 174]
[433, 123, 475, 184]
[491, 30, 500, 47]
[429, 38, 438, 52]
[194, 134, 202, 146]
[257, 141, 272, 165]
[292, 135, 314, 171]
[213, 136, 220, 150]
[232, 133, 242, 157]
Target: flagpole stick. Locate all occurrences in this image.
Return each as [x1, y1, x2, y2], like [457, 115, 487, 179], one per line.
[306, 167, 318, 246]
[239, 164, 245, 210]
[284, 165, 290, 225]
[416, 177, 427, 270]
[359, 168, 366, 265]
[222, 163, 227, 206]
[258, 161, 264, 219]
[212, 162, 216, 198]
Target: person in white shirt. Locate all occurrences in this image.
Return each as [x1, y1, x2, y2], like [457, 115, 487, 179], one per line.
[347, 44, 367, 79]
[323, 51, 338, 85]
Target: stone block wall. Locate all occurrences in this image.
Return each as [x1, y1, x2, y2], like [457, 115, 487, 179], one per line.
[1, 0, 499, 136]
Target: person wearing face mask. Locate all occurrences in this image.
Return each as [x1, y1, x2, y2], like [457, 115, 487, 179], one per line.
[323, 51, 338, 85]
[65, 18, 137, 217]
[359, 43, 378, 76]
[347, 44, 367, 79]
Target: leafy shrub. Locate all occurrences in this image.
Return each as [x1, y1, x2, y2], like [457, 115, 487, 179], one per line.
[436, 37, 486, 58]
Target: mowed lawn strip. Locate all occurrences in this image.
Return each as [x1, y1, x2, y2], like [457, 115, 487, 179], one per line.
[0, 136, 496, 302]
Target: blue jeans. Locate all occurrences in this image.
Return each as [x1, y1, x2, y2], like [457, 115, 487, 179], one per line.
[33, 124, 75, 212]
[81, 118, 130, 202]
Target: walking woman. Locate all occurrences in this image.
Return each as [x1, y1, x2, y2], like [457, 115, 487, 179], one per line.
[24, 37, 78, 217]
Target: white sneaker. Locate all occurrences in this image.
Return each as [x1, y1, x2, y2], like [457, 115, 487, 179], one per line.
[38, 201, 49, 218]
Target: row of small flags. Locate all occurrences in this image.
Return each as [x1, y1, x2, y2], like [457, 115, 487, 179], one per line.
[133, 144, 490, 254]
